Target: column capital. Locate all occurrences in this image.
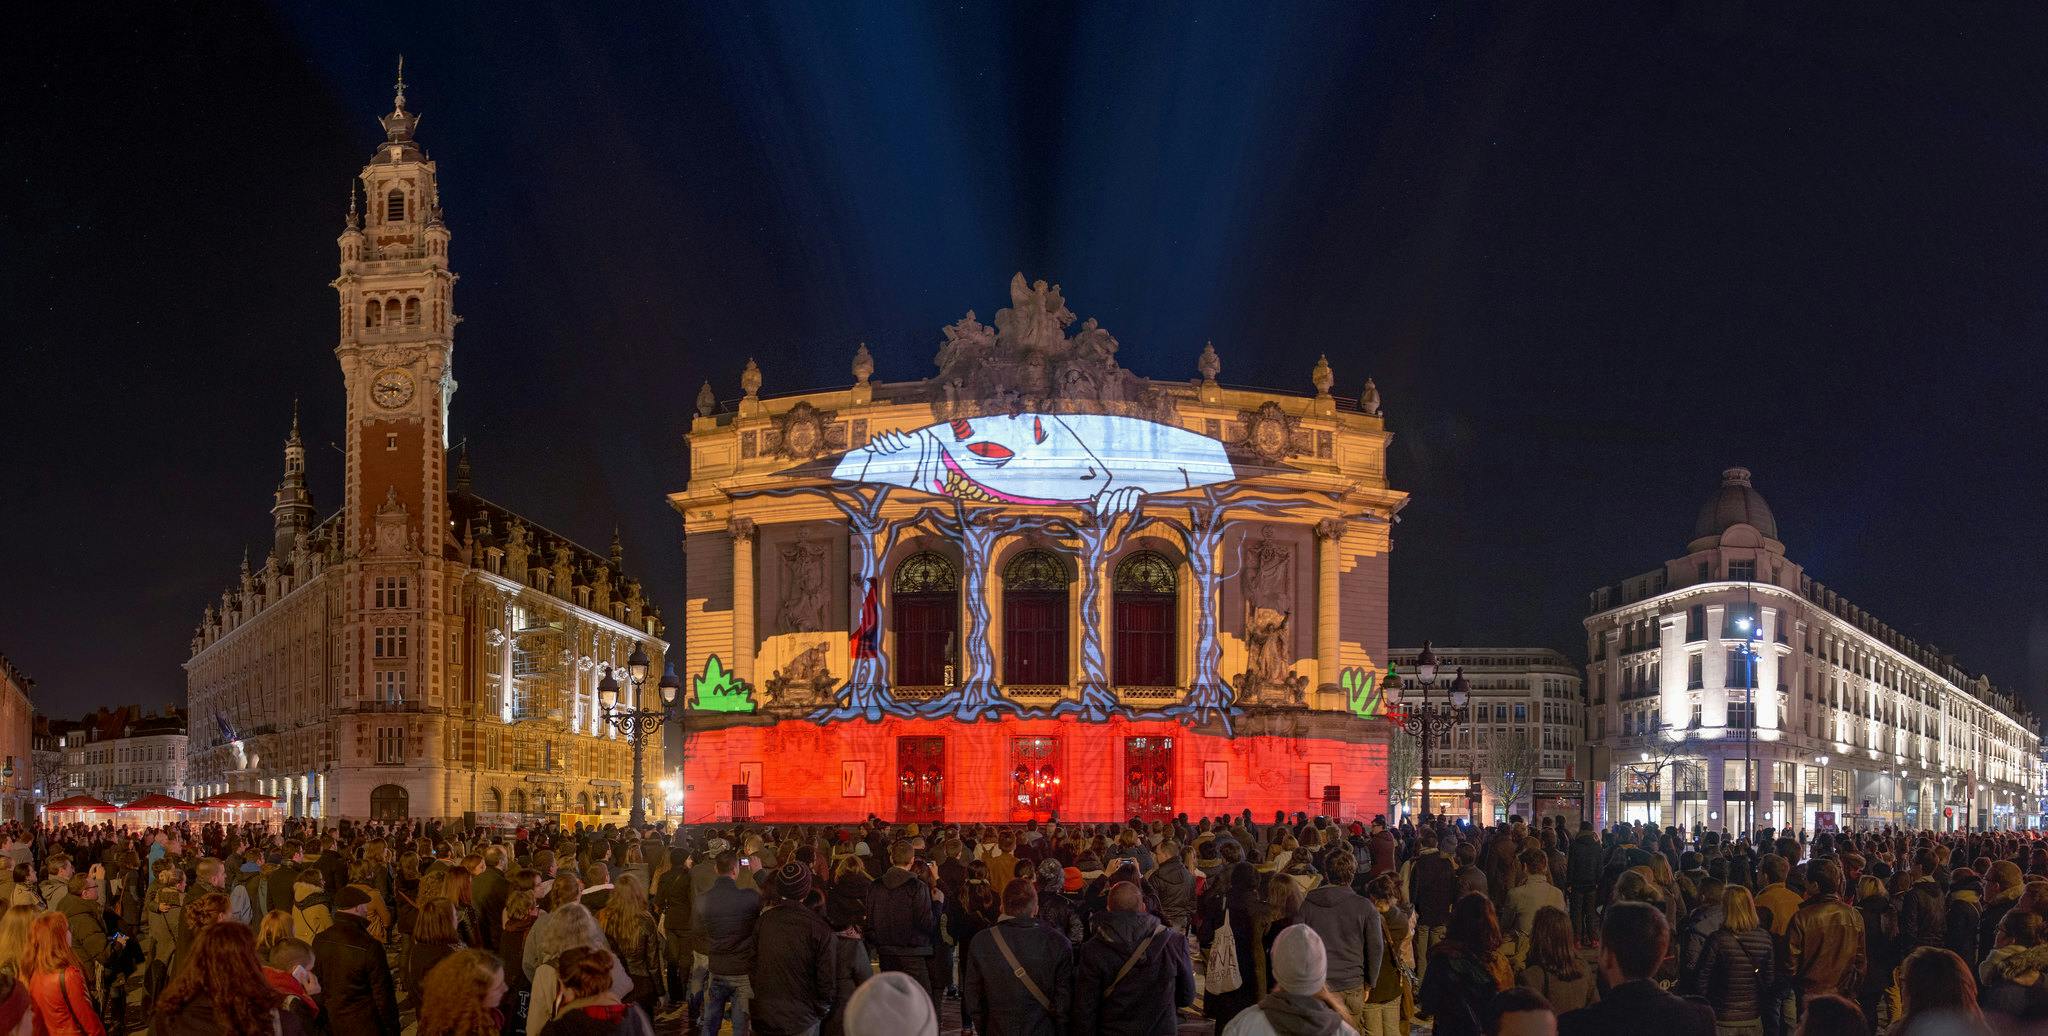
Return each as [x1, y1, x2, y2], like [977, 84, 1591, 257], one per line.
[727, 516, 757, 542]
[1314, 517, 1349, 542]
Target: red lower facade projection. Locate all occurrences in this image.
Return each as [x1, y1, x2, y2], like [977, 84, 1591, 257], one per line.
[682, 713, 1389, 825]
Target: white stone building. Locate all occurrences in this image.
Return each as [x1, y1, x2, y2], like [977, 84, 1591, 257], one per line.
[1385, 647, 1585, 826]
[1585, 468, 2041, 834]
[57, 706, 189, 803]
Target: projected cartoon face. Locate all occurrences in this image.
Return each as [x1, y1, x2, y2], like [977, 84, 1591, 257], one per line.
[831, 412, 1235, 515]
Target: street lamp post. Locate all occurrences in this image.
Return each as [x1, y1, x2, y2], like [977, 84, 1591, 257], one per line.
[1391, 642, 1469, 827]
[598, 642, 681, 830]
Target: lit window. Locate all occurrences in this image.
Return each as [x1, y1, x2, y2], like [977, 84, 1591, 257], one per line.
[386, 189, 405, 222]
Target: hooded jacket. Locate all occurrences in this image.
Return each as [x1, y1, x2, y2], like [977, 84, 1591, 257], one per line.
[1300, 884, 1383, 993]
[1150, 856, 1196, 930]
[1946, 880, 1984, 969]
[292, 882, 333, 943]
[864, 866, 936, 957]
[1073, 910, 1194, 1036]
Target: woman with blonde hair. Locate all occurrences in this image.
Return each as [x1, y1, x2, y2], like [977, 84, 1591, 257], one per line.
[596, 873, 660, 1009]
[418, 948, 508, 1036]
[0, 906, 34, 979]
[1696, 885, 1774, 1035]
[255, 909, 295, 957]
[22, 911, 100, 1036]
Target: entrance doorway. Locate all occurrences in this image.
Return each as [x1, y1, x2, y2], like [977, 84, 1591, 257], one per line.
[897, 736, 945, 823]
[1125, 736, 1175, 822]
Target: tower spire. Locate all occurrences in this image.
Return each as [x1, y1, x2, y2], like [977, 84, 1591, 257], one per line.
[378, 57, 421, 144]
[273, 402, 315, 564]
[393, 55, 407, 113]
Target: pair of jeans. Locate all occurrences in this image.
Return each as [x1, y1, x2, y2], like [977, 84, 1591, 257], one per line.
[1359, 996, 1403, 1036]
[878, 953, 936, 1003]
[1570, 887, 1600, 943]
[700, 973, 752, 1036]
[1413, 925, 1446, 986]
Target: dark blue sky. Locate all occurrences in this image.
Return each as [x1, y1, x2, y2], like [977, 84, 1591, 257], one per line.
[7, 3, 2048, 714]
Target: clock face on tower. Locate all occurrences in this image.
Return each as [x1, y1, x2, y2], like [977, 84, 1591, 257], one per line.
[372, 368, 416, 409]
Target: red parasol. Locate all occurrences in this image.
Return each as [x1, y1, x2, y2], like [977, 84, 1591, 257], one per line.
[45, 795, 117, 813]
[118, 793, 200, 812]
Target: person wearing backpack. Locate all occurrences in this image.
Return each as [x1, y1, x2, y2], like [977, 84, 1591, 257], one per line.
[961, 878, 1071, 1036]
[1073, 883, 1194, 1036]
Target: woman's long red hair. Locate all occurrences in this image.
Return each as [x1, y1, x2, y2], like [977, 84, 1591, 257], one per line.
[152, 922, 284, 1036]
[20, 912, 79, 979]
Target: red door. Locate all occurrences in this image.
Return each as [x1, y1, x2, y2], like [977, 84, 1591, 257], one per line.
[1003, 592, 1068, 686]
[1113, 593, 1174, 686]
[1125, 737, 1175, 822]
[897, 736, 945, 823]
[893, 593, 956, 687]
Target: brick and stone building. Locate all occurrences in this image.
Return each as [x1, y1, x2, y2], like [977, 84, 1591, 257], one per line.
[1385, 647, 1585, 826]
[183, 69, 668, 822]
[54, 706, 188, 803]
[0, 657, 32, 821]
[1585, 468, 2041, 833]
[669, 277, 1406, 823]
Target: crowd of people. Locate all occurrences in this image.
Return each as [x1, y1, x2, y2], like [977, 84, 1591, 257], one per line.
[0, 812, 2041, 1036]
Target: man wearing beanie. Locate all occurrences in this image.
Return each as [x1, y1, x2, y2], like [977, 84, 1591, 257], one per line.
[749, 861, 835, 1036]
[1035, 858, 1080, 943]
[844, 971, 938, 1036]
[1222, 923, 1359, 1036]
[1073, 882, 1194, 1036]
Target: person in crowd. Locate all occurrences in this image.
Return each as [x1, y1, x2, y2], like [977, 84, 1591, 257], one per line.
[407, 896, 466, 1014]
[1221, 923, 1360, 1036]
[1977, 908, 2048, 1022]
[24, 910, 103, 1036]
[473, 847, 510, 954]
[823, 879, 873, 1036]
[499, 887, 542, 1034]
[1072, 882, 1195, 1036]
[747, 862, 834, 1036]
[263, 938, 323, 1034]
[313, 884, 402, 1036]
[1201, 860, 1263, 1028]
[526, 904, 632, 1036]
[419, 948, 508, 1036]
[696, 850, 759, 1036]
[1887, 946, 1985, 1036]
[1302, 849, 1384, 1032]
[1793, 995, 1869, 1036]
[294, 868, 335, 943]
[151, 921, 297, 1036]
[1786, 859, 1866, 1006]
[842, 972, 936, 1036]
[596, 874, 659, 1010]
[1486, 987, 1558, 1036]
[536, 947, 646, 1036]
[1419, 892, 1510, 1036]
[1694, 885, 1774, 1036]
[1556, 901, 1713, 1036]
[962, 878, 1071, 1036]
[1405, 829, 1458, 987]
[1359, 875, 1411, 1036]
[863, 842, 936, 1001]
[0, 906, 34, 981]
[1517, 906, 1595, 1015]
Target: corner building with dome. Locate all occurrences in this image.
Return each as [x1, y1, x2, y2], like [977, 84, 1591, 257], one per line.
[669, 275, 1407, 824]
[182, 74, 668, 822]
[1585, 468, 2041, 833]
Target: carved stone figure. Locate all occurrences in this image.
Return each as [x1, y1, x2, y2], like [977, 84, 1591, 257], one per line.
[778, 539, 828, 633]
[550, 544, 575, 597]
[740, 359, 762, 399]
[852, 343, 874, 385]
[504, 519, 531, 581]
[1359, 378, 1382, 417]
[767, 641, 836, 707]
[926, 274, 1176, 421]
[1237, 604, 1308, 706]
[1198, 341, 1221, 384]
[696, 381, 717, 417]
[1244, 529, 1293, 613]
[372, 487, 410, 555]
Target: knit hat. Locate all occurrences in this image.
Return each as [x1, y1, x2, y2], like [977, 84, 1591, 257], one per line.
[1037, 858, 1064, 889]
[1062, 867, 1085, 893]
[844, 971, 937, 1036]
[707, 838, 731, 854]
[853, 842, 872, 858]
[1270, 923, 1328, 996]
[773, 861, 813, 901]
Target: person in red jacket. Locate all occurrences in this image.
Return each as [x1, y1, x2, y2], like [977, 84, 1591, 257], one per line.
[22, 911, 103, 1036]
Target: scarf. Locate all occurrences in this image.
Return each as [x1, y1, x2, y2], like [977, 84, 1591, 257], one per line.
[1255, 991, 1346, 1036]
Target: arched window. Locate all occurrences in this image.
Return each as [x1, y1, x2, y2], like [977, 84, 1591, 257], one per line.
[1113, 551, 1178, 686]
[386, 188, 406, 223]
[1003, 549, 1070, 686]
[509, 789, 527, 814]
[485, 787, 502, 813]
[577, 791, 592, 814]
[892, 552, 958, 688]
[365, 299, 382, 329]
[404, 297, 421, 325]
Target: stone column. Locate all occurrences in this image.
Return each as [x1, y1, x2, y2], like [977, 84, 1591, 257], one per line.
[1313, 519, 1346, 707]
[1707, 753, 1726, 834]
[730, 517, 757, 686]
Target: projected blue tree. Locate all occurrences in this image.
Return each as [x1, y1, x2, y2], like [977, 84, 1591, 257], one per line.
[1155, 485, 1302, 732]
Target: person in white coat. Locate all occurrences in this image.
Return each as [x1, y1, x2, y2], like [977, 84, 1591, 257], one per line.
[1222, 924, 1360, 1036]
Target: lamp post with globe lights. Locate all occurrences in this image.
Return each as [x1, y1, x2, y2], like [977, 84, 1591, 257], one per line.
[597, 641, 680, 830]
[1390, 642, 1469, 826]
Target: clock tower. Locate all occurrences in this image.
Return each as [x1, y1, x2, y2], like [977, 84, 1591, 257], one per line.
[333, 61, 457, 711]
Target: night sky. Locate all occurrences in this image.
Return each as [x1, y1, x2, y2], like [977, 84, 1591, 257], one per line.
[9, 4, 2048, 716]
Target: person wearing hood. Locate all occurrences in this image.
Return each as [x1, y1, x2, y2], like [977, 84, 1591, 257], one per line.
[1149, 842, 1195, 933]
[1300, 851, 1384, 1034]
[1978, 907, 2048, 1023]
[1222, 923, 1360, 1036]
[1074, 882, 1194, 1036]
[863, 841, 937, 1000]
[292, 867, 335, 942]
[962, 878, 1072, 1036]
[1033, 859, 1081, 945]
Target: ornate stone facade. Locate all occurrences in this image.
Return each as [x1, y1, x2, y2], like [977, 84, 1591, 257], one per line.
[183, 71, 667, 821]
[668, 277, 1406, 823]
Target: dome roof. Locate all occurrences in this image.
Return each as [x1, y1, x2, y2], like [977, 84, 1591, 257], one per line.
[1693, 467, 1778, 543]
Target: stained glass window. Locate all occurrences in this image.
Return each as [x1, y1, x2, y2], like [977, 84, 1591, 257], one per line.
[1003, 549, 1069, 591]
[894, 551, 958, 593]
[1113, 551, 1177, 594]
